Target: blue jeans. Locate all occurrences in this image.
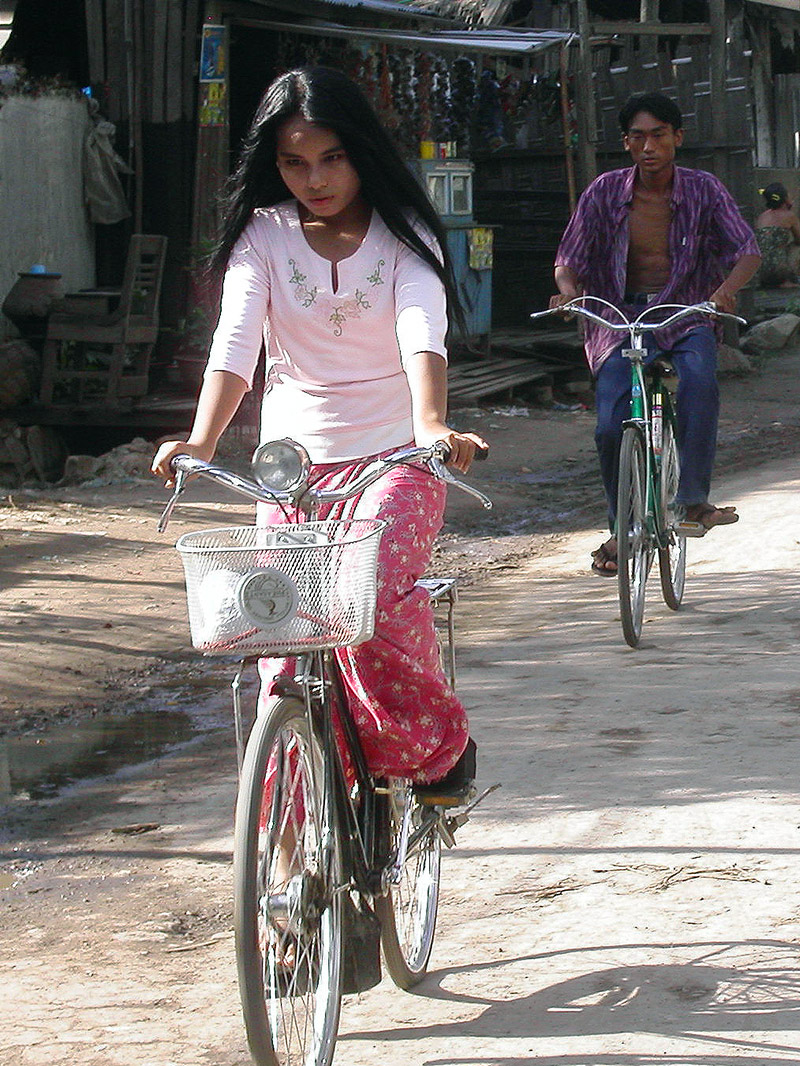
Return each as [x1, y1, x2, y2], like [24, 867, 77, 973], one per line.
[594, 326, 719, 531]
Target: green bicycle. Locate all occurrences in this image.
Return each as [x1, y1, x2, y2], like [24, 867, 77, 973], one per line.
[531, 297, 745, 647]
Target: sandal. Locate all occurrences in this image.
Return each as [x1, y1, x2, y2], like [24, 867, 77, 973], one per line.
[684, 502, 739, 530]
[591, 539, 618, 577]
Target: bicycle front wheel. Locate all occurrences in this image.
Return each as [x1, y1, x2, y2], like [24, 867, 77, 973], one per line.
[234, 696, 342, 1066]
[658, 420, 687, 610]
[617, 426, 654, 648]
[374, 781, 441, 989]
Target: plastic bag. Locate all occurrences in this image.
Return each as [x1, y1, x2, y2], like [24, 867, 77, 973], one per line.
[83, 119, 132, 225]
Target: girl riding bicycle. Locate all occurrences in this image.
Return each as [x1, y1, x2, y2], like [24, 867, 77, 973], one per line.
[151, 65, 487, 795]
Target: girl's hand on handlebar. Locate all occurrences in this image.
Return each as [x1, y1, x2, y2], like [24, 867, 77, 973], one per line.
[435, 429, 489, 473]
[151, 440, 214, 486]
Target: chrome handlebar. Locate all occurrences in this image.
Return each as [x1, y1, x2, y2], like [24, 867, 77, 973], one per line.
[157, 441, 492, 532]
[530, 296, 747, 339]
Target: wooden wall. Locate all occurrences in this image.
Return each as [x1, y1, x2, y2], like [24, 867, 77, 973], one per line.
[83, 0, 204, 338]
[84, 0, 201, 124]
[775, 74, 800, 169]
[476, 20, 759, 328]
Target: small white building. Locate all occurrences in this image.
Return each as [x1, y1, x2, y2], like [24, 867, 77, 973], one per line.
[0, 91, 95, 340]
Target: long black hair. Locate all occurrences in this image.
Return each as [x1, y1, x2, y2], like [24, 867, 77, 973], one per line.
[213, 65, 465, 336]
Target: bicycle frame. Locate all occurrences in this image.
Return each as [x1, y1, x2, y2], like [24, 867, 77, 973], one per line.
[229, 629, 453, 906]
[620, 342, 678, 552]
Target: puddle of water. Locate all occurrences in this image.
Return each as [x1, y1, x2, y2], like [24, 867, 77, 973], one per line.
[0, 660, 261, 805]
[0, 709, 196, 802]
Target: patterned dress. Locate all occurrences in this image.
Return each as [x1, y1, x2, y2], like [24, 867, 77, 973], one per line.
[756, 227, 798, 287]
[206, 200, 469, 782]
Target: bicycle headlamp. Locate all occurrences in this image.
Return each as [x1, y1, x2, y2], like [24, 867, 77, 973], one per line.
[251, 438, 311, 494]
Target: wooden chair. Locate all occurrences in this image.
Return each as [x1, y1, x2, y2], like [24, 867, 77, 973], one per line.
[39, 234, 168, 406]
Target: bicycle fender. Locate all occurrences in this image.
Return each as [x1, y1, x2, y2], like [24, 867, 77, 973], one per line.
[621, 419, 647, 437]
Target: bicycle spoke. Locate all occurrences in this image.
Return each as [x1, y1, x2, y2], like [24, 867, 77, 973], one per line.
[375, 782, 441, 989]
[658, 419, 687, 609]
[235, 697, 342, 1066]
[617, 428, 653, 647]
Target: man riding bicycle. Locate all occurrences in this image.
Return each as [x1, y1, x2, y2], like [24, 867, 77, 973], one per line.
[550, 92, 761, 576]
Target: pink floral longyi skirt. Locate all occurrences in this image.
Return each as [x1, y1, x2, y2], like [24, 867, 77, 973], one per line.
[257, 450, 468, 784]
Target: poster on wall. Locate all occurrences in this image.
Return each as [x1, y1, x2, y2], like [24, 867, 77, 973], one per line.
[199, 24, 226, 83]
[199, 82, 226, 127]
[199, 24, 227, 127]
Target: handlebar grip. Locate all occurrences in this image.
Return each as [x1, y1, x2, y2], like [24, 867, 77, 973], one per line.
[169, 453, 194, 474]
[436, 441, 489, 462]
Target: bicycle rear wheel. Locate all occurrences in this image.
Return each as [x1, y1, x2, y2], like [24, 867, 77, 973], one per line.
[617, 426, 654, 648]
[374, 781, 441, 989]
[658, 420, 687, 610]
[234, 696, 342, 1066]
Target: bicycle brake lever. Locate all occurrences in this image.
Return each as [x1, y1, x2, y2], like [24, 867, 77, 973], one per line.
[156, 467, 189, 533]
[429, 455, 493, 510]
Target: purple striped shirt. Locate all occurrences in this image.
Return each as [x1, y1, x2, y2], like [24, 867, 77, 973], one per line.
[555, 165, 759, 373]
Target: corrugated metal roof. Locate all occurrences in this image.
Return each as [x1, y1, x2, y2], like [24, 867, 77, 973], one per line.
[239, 18, 572, 53]
[269, 0, 464, 20]
[316, 0, 448, 13]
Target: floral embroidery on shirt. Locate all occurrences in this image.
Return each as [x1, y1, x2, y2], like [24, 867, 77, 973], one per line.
[328, 289, 372, 336]
[366, 259, 385, 286]
[288, 258, 317, 307]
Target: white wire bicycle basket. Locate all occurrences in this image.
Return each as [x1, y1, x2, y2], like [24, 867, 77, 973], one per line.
[175, 518, 386, 655]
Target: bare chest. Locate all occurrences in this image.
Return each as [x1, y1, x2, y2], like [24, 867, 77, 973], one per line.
[628, 190, 671, 257]
[626, 189, 672, 290]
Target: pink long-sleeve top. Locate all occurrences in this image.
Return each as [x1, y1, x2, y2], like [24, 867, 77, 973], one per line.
[205, 200, 449, 462]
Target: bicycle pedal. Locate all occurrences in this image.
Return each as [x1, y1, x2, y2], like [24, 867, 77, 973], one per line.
[673, 519, 707, 538]
[437, 783, 501, 848]
[416, 782, 476, 809]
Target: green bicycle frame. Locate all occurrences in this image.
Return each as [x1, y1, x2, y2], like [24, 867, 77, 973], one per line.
[620, 346, 675, 552]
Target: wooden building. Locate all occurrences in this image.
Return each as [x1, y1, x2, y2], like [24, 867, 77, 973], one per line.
[2, 0, 800, 379]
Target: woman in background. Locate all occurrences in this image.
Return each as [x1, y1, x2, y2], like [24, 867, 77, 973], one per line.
[755, 182, 800, 287]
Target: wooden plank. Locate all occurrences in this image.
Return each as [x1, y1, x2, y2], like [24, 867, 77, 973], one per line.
[182, 0, 202, 121]
[639, 0, 659, 64]
[448, 365, 553, 402]
[709, 0, 728, 183]
[148, 0, 166, 124]
[104, 0, 128, 122]
[165, 0, 184, 124]
[85, 0, 106, 85]
[576, 0, 597, 188]
[591, 20, 711, 36]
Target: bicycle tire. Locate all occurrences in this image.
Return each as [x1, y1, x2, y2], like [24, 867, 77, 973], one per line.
[234, 696, 342, 1066]
[658, 420, 687, 610]
[617, 426, 653, 648]
[374, 781, 441, 989]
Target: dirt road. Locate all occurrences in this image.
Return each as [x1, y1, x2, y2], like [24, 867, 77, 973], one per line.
[3, 342, 800, 1064]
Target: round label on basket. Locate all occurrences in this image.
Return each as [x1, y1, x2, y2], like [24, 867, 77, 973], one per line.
[236, 568, 299, 628]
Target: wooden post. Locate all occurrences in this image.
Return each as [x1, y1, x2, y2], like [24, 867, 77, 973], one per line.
[559, 42, 577, 212]
[191, 3, 229, 250]
[575, 0, 597, 190]
[126, 0, 144, 233]
[84, 0, 105, 87]
[749, 15, 774, 167]
[640, 0, 659, 67]
[709, 0, 728, 184]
